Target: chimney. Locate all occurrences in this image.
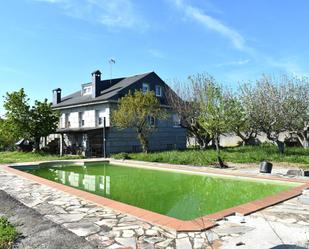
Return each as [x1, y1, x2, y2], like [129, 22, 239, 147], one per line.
[53, 88, 62, 105]
[91, 70, 102, 98]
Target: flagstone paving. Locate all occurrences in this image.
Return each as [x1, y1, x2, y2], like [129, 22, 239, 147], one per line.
[0, 165, 309, 249]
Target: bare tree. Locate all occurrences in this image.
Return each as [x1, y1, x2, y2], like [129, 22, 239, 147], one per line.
[281, 75, 309, 148]
[240, 74, 309, 153]
[165, 78, 212, 149]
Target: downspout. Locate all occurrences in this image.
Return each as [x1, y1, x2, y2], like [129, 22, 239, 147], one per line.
[103, 117, 107, 158]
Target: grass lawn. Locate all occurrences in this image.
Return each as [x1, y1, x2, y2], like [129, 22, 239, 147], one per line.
[112, 145, 309, 168]
[0, 217, 18, 249]
[0, 151, 83, 164]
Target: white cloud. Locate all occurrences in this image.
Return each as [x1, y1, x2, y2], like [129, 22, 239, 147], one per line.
[265, 56, 309, 77]
[170, 0, 309, 78]
[170, 0, 247, 51]
[33, 0, 147, 29]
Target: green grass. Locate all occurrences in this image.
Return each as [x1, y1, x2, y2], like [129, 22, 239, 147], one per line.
[112, 145, 309, 168]
[0, 217, 18, 249]
[0, 151, 83, 164]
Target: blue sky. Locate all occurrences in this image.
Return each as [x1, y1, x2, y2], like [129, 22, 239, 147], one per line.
[1, 0, 309, 115]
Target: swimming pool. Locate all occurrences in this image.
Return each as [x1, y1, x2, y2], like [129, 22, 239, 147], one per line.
[16, 162, 295, 221]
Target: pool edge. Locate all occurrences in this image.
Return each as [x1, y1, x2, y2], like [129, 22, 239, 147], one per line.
[2, 161, 309, 232]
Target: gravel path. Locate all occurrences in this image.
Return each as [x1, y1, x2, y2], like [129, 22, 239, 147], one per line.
[0, 190, 98, 249]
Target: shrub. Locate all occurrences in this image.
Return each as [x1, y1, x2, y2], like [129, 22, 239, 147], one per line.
[112, 152, 131, 160]
[0, 217, 19, 249]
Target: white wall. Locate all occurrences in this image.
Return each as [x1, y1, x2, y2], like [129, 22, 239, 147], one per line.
[58, 103, 110, 128]
[68, 112, 79, 128]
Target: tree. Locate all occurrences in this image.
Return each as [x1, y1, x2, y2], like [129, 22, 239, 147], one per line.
[3, 88, 30, 139]
[3, 89, 59, 151]
[240, 75, 309, 153]
[280, 76, 309, 149]
[193, 74, 231, 156]
[225, 93, 258, 145]
[29, 99, 60, 151]
[165, 78, 212, 149]
[112, 90, 166, 153]
[0, 118, 16, 150]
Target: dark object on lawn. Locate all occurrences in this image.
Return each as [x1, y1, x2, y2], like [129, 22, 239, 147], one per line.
[15, 139, 33, 152]
[260, 161, 273, 173]
[217, 156, 228, 168]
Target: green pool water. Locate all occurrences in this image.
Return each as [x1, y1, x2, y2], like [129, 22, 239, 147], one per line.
[18, 163, 294, 220]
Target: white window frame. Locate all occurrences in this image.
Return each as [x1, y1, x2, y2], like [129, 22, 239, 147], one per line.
[155, 85, 162, 97]
[79, 112, 85, 127]
[142, 83, 150, 93]
[83, 86, 92, 95]
[172, 113, 181, 127]
[147, 116, 156, 127]
[98, 117, 103, 126]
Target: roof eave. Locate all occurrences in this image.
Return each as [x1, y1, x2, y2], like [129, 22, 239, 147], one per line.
[52, 99, 118, 110]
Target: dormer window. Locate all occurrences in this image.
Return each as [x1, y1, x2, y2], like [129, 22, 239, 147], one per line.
[142, 83, 150, 93]
[83, 86, 92, 95]
[155, 85, 162, 97]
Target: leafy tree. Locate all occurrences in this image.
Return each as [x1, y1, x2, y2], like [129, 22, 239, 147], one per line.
[112, 90, 166, 153]
[3, 89, 59, 151]
[3, 88, 30, 139]
[193, 74, 231, 156]
[29, 99, 60, 151]
[0, 118, 16, 150]
[225, 93, 258, 145]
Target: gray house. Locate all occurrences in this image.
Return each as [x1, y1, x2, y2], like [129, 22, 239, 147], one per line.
[50, 70, 186, 156]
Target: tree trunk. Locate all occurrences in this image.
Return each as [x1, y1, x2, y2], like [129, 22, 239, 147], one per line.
[138, 132, 149, 153]
[266, 132, 284, 154]
[188, 125, 212, 149]
[235, 130, 257, 146]
[297, 131, 309, 149]
[214, 134, 220, 156]
[304, 139, 309, 149]
[275, 140, 285, 154]
[34, 136, 40, 152]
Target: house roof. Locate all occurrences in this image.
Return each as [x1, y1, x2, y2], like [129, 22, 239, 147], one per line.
[53, 71, 153, 108]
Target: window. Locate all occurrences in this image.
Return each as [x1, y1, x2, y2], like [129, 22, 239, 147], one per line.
[60, 117, 63, 128]
[155, 85, 162, 97]
[142, 83, 150, 93]
[172, 114, 181, 127]
[147, 116, 155, 127]
[79, 112, 85, 127]
[83, 86, 92, 95]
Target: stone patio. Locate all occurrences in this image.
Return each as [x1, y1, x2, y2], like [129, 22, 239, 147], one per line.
[0, 162, 309, 249]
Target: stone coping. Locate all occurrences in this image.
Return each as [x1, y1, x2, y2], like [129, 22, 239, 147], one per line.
[2, 159, 309, 232]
